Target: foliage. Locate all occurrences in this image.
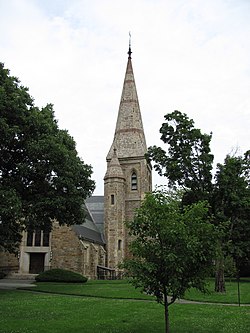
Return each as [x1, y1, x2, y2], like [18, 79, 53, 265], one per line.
[122, 190, 215, 333]
[35, 268, 88, 283]
[0, 63, 95, 252]
[147, 110, 250, 293]
[147, 110, 214, 202]
[224, 256, 237, 279]
[213, 153, 250, 270]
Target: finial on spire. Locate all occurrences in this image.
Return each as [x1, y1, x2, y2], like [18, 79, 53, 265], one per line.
[128, 31, 132, 59]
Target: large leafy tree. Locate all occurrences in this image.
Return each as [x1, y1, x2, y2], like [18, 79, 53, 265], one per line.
[147, 110, 249, 292]
[123, 190, 215, 333]
[213, 152, 250, 285]
[147, 110, 214, 203]
[0, 63, 95, 252]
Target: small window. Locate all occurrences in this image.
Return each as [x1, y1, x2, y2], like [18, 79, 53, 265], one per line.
[131, 172, 137, 190]
[43, 230, 50, 246]
[111, 194, 115, 205]
[118, 239, 122, 251]
[34, 229, 41, 246]
[27, 230, 33, 246]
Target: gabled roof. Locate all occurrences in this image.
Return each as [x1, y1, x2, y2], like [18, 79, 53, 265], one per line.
[85, 196, 104, 233]
[72, 198, 105, 245]
[72, 225, 105, 245]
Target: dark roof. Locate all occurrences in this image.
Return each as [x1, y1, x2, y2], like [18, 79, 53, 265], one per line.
[86, 195, 104, 203]
[71, 197, 105, 245]
[85, 196, 104, 233]
[72, 225, 105, 245]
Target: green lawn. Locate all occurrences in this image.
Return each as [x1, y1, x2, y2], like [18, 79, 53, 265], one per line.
[184, 278, 250, 304]
[24, 278, 250, 304]
[24, 279, 153, 300]
[0, 289, 249, 333]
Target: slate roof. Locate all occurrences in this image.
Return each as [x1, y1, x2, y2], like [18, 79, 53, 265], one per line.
[85, 196, 104, 233]
[72, 225, 105, 245]
[72, 196, 105, 246]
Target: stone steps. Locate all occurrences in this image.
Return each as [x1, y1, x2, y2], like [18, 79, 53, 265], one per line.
[7, 273, 37, 280]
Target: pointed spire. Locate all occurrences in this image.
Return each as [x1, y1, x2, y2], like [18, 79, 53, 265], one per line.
[107, 44, 147, 161]
[104, 148, 125, 180]
[128, 32, 132, 59]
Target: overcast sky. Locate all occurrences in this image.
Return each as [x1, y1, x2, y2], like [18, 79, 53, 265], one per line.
[1, 0, 249, 194]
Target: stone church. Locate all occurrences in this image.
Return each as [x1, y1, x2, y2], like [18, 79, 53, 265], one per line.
[0, 46, 152, 279]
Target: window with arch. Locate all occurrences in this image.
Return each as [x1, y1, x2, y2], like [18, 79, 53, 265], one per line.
[111, 194, 115, 205]
[131, 171, 137, 190]
[118, 239, 122, 251]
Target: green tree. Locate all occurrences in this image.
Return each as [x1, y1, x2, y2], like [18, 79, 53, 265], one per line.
[123, 190, 215, 333]
[0, 63, 95, 252]
[213, 152, 250, 286]
[147, 110, 250, 292]
[147, 110, 214, 203]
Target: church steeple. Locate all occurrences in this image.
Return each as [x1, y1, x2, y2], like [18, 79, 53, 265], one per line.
[104, 46, 152, 270]
[106, 46, 147, 161]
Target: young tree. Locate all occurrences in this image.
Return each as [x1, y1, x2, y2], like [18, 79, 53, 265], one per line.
[0, 63, 95, 252]
[123, 190, 215, 333]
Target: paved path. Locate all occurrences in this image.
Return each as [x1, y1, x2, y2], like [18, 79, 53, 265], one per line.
[0, 278, 36, 289]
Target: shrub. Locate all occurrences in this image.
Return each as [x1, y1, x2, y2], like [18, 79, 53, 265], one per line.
[35, 269, 88, 283]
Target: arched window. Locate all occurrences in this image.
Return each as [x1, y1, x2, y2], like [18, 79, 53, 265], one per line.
[111, 194, 115, 205]
[118, 239, 122, 251]
[131, 172, 137, 190]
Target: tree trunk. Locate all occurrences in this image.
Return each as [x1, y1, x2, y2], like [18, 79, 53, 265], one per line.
[164, 291, 170, 333]
[215, 256, 226, 293]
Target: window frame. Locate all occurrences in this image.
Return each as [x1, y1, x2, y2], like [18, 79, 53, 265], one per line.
[131, 171, 138, 191]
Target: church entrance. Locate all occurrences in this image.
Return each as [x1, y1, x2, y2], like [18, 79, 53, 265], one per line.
[29, 253, 45, 274]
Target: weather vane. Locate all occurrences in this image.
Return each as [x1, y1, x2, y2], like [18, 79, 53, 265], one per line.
[128, 31, 132, 59]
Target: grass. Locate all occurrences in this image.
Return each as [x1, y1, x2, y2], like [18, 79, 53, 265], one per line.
[24, 278, 250, 304]
[24, 279, 153, 300]
[184, 278, 250, 304]
[0, 279, 249, 333]
[0, 289, 249, 333]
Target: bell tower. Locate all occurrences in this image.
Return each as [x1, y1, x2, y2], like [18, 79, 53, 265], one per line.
[104, 43, 152, 269]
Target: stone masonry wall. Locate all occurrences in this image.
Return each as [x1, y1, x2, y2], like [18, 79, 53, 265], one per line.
[50, 222, 105, 279]
[51, 222, 83, 274]
[0, 250, 19, 273]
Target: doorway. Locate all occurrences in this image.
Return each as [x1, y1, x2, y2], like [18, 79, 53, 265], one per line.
[29, 253, 45, 274]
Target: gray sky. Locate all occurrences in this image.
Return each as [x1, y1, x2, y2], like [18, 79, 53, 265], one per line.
[1, 0, 249, 194]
